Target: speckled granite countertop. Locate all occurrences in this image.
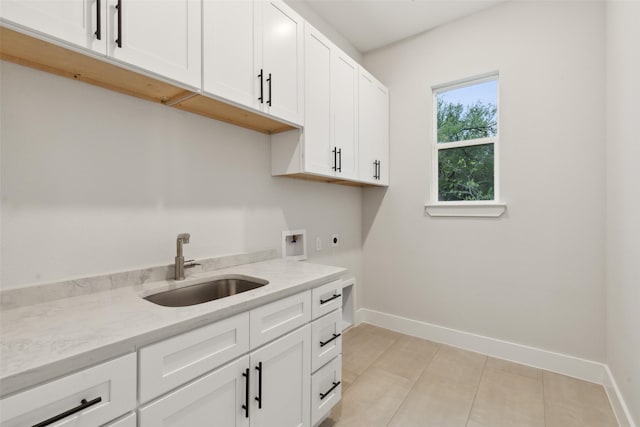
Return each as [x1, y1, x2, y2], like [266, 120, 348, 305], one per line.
[0, 259, 346, 398]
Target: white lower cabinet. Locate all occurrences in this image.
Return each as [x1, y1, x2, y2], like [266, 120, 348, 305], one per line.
[250, 325, 311, 427]
[311, 309, 342, 373]
[139, 355, 251, 427]
[0, 353, 136, 427]
[138, 312, 250, 404]
[139, 325, 311, 427]
[311, 355, 342, 427]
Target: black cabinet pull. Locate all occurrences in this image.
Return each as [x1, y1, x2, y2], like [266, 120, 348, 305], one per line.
[332, 147, 337, 171]
[32, 397, 102, 427]
[267, 73, 272, 106]
[258, 69, 264, 103]
[373, 160, 378, 179]
[337, 148, 342, 172]
[320, 293, 341, 305]
[320, 381, 341, 400]
[254, 362, 263, 409]
[115, 0, 122, 48]
[95, 0, 101, 40]
[320, 333, 341, 348]
[242, 368, 250, 418]
[378, 160, 381, 180]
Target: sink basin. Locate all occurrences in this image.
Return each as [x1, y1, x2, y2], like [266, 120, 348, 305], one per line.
[144, 276, 269, 307]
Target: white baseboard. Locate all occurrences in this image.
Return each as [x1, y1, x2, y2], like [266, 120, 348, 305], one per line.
[604, 365, 637, 427]
[354, 308, 635, 427]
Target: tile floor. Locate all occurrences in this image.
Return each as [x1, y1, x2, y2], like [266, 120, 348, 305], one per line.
[320, 323, 618, 427]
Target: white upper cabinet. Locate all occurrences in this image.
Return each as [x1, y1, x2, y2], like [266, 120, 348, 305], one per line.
[303, 24, 358, 180]
[107, 0, 201, 88]
[255, 0, 304, 125]
[331, 48, 359, 180]
[202, 0, 303, 125]
[202, 0, 255, 109]
[358, 67, 389, 186]
[0, 0, 107, 53]
[303, 24, 333, 176]
[272, 22, 358, 180]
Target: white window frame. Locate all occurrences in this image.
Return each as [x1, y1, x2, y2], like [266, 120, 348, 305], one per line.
[425, 72, 506, 218]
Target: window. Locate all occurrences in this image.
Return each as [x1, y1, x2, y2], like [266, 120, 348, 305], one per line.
[432, 74, 499, 203]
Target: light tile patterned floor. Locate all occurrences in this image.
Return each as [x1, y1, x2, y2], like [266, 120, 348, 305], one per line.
[320, 323, 618, 427]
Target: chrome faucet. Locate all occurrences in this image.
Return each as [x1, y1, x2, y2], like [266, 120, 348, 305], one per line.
[175, 233, 199, 280]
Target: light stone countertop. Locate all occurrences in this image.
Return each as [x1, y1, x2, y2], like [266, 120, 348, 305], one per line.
[0, 259, 346, 398]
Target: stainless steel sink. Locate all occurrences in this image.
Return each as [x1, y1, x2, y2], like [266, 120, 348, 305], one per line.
[144, 276, 269, 307]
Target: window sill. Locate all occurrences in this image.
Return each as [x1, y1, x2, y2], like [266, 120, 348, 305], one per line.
[424, 202, 507, 218]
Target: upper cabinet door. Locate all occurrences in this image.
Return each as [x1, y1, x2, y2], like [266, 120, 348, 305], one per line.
[303, 24, 333, 176]
[358, 68, 389, 186]
[332, 50, 359, 180]
[202, 0, 255, 109]
[0, 0, 106, 54]
[256, 0, 304, 126]
[107, 0, 201, 88]
[375, 82, 390, 185]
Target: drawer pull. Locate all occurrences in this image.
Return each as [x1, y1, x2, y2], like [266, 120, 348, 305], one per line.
[115, 0, 122, 48]
[319, 333, 341, 348]
[254, 362, 263, 409]
[32, 397, 102, 427]
[95, 0, 101, 40]
[258, 69, 264, 103]
[320, 293, 341, 305]
[319, 381, 341, 400]
[242, 368, 250, 418]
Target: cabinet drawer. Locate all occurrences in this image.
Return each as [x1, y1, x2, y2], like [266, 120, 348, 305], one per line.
[139, 312, 249, 403]
[311, 279, 343, 319]
[106, 412, 136, 427]
[250, 291, 311, 349]
[0, 353, 136, 427]
[311, 355, 342, 427]
[311, 309, 342, 372]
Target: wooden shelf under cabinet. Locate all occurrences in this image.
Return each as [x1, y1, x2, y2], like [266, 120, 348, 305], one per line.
[0, 26, 295, 135]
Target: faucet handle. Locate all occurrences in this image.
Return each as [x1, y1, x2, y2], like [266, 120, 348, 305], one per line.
[185, 259, 201, 269]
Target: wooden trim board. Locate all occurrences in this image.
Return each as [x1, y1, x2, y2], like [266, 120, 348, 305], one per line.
[0, 26, 295, 135]
[275, 173, 381, 187]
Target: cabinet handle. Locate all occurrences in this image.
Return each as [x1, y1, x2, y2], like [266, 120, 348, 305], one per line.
[320, 293, 341, 305]
[267, 73, 272, 106]
[242, 368, 250, 418]
[258, 69, 264, 103]
[115, 0, 122, 48]
[320, 333, 341, 348]
[95, 0, 101, 40]
[378, 160, 381, 180]
[32, 397, 102, 427]
[373, 160, 378, 179]
[337, 148, 342, 172]
[332, 147, 337, 171]
[254, 362, 263, 409]
[320, 381, 341, 400]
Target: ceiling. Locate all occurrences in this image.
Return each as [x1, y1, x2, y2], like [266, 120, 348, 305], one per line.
[294, 0, 506, 53]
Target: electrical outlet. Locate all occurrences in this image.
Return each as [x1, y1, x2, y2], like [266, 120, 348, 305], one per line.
[331, 234, 339, 247]
[316, 237, 322, 251]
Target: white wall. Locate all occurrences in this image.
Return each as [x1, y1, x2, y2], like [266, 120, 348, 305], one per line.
[361, 1, 607, 361]
[0, 61, 363, 291]
[606, 1, 640, 423]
